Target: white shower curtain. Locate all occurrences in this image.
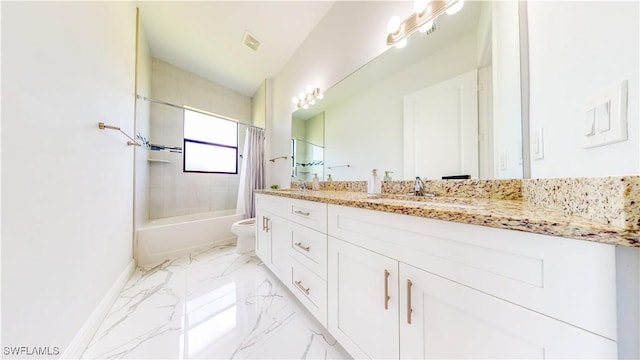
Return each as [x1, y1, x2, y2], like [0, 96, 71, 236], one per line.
[236, 127, 265, 219]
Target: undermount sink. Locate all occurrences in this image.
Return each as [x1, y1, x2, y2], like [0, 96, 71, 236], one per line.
[366, 197, 483, 210]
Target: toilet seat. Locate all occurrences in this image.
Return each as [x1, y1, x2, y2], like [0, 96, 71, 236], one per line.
[235, 218, 255, 226]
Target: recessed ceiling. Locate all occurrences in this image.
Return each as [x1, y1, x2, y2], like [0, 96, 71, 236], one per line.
[137, 1, 336, 97]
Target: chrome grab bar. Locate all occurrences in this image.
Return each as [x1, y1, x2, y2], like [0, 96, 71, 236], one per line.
[98, 122, 141, 146]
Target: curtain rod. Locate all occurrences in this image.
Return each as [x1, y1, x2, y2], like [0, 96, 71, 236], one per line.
[136, 94, 265, 130]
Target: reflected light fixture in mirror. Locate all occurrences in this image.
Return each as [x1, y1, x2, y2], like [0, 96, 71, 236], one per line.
[292, 86, 323, 110]
[387, 0, 464, 48]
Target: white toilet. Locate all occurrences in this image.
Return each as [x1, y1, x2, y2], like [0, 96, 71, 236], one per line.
[231, 218, 256, 253]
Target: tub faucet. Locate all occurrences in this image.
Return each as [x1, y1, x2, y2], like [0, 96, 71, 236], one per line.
[414, 176, 424, 196]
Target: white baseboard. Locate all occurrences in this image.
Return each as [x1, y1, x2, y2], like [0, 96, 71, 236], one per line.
[62, 259, 135, 359]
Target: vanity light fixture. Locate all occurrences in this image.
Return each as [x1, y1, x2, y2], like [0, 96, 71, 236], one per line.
[386, 0, 464, 48]
[292, 86, 323, 110]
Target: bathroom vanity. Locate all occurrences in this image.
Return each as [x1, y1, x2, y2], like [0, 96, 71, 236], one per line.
[254, 184, 639, 359]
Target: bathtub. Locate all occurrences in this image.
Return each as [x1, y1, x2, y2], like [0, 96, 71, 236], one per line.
[136, 210, 244, 266]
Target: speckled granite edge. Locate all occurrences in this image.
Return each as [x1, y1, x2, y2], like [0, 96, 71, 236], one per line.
[291, 179, 522, 200]
[257, 189, 640, 248]
[523, 176, 640, 231]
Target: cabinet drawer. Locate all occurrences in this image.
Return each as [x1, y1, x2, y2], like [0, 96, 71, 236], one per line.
[290, 258, 327, 327]
[328, 204, 617, 340]
[288, 198, 327, 232]
[290, 223, 327, 279]
[255, 194, 288, 216]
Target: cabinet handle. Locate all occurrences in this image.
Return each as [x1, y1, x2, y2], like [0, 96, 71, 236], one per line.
[294, 242, 310, 252]
[294, 280, 310, 295]
[294, 210, 310, 216]
[265, 217, 270, 232]
[384, 269, 390, 310]
[407, 279, 413, 324]
[262, 216, 267, 231]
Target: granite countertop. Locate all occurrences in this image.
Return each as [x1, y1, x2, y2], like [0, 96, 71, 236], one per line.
[256, 189, 640, 248]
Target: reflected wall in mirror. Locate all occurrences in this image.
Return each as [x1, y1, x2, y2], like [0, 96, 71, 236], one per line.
[292, 112, 325, 181]
[291, 1, 525, 181]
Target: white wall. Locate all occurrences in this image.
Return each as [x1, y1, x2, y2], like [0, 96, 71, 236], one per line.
[252, 80, 267, 129]
[324, 33, 478, 181]
[527, 1, 639, 178]
[148, 59, 252, 219]
[2, 1, 136, 354]
[270, 1, 412, 188]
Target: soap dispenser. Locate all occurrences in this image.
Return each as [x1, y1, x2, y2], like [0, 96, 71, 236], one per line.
[312, 173, 320, 190]
[368, 169, 381, 194]
[384, 171, 394, 181]
[326, 174, 333, 182]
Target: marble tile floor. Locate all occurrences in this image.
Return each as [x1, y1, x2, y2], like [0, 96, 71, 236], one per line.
[82, 244, 350, 359]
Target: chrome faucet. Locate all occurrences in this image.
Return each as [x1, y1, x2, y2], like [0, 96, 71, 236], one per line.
[414, 176, 424, 196]
[412, 176, 436, 197]
[294, 177, 308, 190]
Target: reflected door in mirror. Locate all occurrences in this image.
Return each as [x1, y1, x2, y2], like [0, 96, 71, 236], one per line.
[403, 70, 478, 180]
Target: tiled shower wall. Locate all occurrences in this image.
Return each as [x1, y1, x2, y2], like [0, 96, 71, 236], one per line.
[148, 58, 252, 219]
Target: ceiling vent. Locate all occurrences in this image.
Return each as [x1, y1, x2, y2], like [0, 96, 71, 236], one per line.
[242, 31, 261, 52]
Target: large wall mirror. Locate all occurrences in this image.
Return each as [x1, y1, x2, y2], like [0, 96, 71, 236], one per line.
[291, 1, 526, 181]
[292, 112, 325, 181]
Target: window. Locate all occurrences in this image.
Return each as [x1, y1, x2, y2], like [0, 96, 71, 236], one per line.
[183, 109, 238, 174]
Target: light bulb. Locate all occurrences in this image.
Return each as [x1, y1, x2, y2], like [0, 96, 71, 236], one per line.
[419, 20, 434, 33]
[395, 38, 407, 49]
[298, 92, 305, 100]
[292, 97, 298, 104]
[306, 85, 313, 93]
[413, 0, 428, 15]
[387, 16, 401, 34]
[317, 93, 324, 100]
[446, 0, 464, 15]
[303, 104, 309, 109]
[309, 99, 316, 105]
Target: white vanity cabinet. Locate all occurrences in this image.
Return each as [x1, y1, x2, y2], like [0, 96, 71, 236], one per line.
[399, 263, 617, 359]
[327, 237, 399, 359]
[255, 196, 291, 280]
[327, 204, 619, 359]
[256, 194, 620, 359]
[254, 194, 329, 326]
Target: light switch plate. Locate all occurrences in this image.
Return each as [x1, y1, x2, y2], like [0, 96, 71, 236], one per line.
[583, 80, 628, 148]
[533, 128, 544, 160]
[584, 108, 595, 136]
[596, 101, 611, 133]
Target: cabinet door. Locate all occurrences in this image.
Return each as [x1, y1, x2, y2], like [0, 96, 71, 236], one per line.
[255, 210, 270, 263]
[399, 263, 617, 359]
[268, 214, 291, 279]
[328, 236, 399, 359]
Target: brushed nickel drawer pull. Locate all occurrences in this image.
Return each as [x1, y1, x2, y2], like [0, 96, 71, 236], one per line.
[294, 242, 310, 252]
[265, 217, 270, 232]
[407, 279, 413, 324]
[262, 216, 266, 231]
[294, 210, 310, 216]
[384, 269, 391, 310]
[294, 280, 310, 295]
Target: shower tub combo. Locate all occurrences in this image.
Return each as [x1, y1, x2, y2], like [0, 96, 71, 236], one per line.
[136, 210, 244, 266]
